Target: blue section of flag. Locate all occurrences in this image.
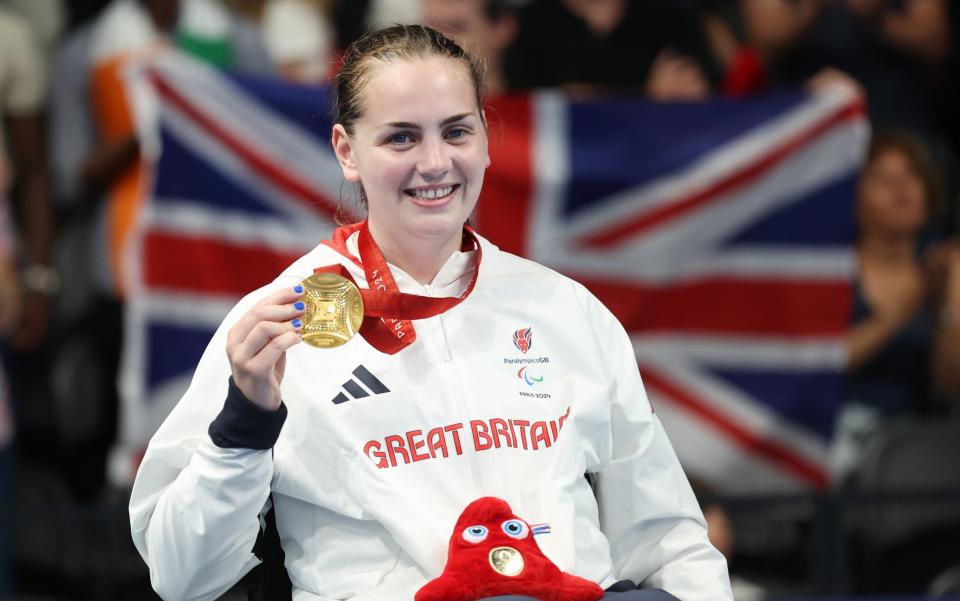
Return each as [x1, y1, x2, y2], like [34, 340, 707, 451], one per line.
[564, 93, 808, 217]
[147, 322, 214, 395]
[154, 125, 277, 216]
[705, 368, 841, 441]
[225, 71, 334, 144]
[727, 176, 858, 247]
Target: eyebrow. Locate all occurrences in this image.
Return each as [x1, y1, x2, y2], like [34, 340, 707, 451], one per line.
[383, 113, 475, 129]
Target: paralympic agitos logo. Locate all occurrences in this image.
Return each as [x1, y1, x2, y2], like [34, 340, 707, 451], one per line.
[517, 367, 543, 386]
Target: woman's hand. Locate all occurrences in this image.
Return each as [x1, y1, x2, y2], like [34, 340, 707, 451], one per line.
[226, 285, 305, 411]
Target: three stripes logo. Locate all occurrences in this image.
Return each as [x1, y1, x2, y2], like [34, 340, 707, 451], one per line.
[332, 365, 390, 404]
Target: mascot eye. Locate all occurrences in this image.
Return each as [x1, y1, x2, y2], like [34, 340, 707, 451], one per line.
[461, 525, 489, 544]
[501, 519, 529, 539]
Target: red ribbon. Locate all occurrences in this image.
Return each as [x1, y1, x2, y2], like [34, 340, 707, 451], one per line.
[314, 221, 481, 354]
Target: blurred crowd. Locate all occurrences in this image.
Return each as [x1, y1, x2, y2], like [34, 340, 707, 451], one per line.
[0, 0, 959, 599]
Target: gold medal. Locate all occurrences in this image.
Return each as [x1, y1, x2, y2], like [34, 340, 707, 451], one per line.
[488, 546, 524, 577]
[299, 272, 364, 348]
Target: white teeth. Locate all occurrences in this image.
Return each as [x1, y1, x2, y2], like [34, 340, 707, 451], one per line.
[410, 185, 454, 200]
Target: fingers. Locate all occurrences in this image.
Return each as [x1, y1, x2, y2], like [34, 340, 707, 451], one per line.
[227, 284, 305, 348]
[233, 320, 301, 372]
[226, 284, 306, 409]
[806, 67, 865, 102]
[231, 325, 302, 408]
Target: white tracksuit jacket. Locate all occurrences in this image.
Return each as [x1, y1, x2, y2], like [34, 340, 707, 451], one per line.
[129, 231, 733, 601]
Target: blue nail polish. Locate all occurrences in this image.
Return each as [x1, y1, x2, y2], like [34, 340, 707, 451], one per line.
[294, 301, 305, 311]
[292, 318, 302, 328]
[294, 284, 304, 293]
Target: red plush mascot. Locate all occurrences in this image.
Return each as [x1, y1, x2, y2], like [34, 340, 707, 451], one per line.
[416, 497, 604, 601]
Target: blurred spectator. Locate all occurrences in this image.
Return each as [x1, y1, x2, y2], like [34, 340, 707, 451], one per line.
[0, 5, 55, 356]
[422, 0, 518, 96]
[0, 0, 66, 63]
[0, 199, 16, 601]
[0, 3, 55, 594]
[74, 0, 270, 295]
[836, 129, 960, 476]
[367, 0, 420, 29]
[700, 0, 823, 96]
[766, 0, 948, 139]
[504, 0, 720, 99]
[47, 0, 273, 498]
[929, 1, 960, 167]
[261, 0, 335, 84]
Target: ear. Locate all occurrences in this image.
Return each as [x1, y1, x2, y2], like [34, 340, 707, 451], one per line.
[332, 124, 360, 182]
[481, 109, 491, 168]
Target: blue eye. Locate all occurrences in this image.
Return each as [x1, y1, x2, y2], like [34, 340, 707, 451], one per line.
[501, 519, 529, 539]
[462, 525, 489, 544]
[446, 127, 467, 140]
[389, 132, 413, 145]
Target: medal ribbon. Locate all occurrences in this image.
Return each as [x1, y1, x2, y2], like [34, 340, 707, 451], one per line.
[314, 220, 482, 354]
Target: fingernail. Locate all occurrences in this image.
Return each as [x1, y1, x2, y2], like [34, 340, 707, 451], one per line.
[292, 318, 302, 328]
[294, 301, 305, 311]
[294, 284, 304, 293]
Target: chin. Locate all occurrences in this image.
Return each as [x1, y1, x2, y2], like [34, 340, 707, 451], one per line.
[406, 204, 470, 235]
[408, 215, 464, 241]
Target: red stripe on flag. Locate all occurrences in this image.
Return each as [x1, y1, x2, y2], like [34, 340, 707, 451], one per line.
[476, 94, 534, 256]
[579, 100, 866, 248]
[148, 70, 336, 217]
[643, 367, 830, 489]
[144, 231, 302, 296]
[579, 276, 851, 337]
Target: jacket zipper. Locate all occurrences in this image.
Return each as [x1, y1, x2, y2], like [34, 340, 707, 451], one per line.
[425, 283, 485, 497]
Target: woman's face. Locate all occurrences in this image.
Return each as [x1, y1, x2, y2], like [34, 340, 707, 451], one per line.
[857, 147, 928, 238]
[332, 56, 489, 250]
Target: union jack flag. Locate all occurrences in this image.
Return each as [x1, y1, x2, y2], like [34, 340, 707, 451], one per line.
[114, 51, 867, 493]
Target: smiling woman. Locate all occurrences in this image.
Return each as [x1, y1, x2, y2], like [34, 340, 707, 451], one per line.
[129, 24, 733, 601]
[331, 49, 490, 284]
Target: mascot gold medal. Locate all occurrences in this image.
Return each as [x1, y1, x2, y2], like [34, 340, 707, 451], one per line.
[489, 546, 524, 576]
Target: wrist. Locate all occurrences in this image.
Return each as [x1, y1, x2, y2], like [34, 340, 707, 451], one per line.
[208, 377, 288, 450]
[21, 263, 60, 295]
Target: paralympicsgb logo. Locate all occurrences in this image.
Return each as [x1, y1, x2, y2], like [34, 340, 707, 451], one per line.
[512, 327, 533, 354]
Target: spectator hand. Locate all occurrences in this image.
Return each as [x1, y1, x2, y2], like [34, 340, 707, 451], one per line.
[806, 67, 866, 103]
[645, 49, 710, 102]
[870, 267, 925, 327]
[0, 264, 20, 336]
[226, 285, 306, 411]
[0, 155, 8, 196]
[926, 241, 960, 314]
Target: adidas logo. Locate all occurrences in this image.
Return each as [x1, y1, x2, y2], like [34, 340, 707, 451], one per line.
[332, 365, 390, 404]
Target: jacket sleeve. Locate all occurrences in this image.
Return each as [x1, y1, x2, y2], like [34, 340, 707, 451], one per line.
[128, 286, 281, 601]
[575, 284, 733, 601]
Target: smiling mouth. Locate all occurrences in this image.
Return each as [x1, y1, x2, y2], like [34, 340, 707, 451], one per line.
[405, 184, 459, 201]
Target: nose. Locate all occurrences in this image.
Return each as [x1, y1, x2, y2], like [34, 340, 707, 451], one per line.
[416, 136, 450, 179]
